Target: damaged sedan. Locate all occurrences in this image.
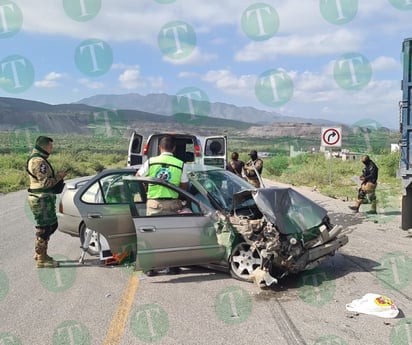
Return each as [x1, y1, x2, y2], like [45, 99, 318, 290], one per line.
[72, 165, 349, 286]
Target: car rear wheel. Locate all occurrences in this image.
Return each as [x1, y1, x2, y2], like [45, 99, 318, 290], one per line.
[79, 223, 100, 256]
[229, 242, 262, 281]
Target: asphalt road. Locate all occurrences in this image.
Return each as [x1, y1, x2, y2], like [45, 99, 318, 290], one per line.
[1, 180, 412, 345]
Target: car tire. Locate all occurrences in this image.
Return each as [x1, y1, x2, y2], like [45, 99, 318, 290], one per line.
[229, 242, 262, 281]
[79, 223, 100, 256]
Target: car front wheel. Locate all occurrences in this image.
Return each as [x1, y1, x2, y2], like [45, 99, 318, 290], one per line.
[229, 242, 262, 281]
[79, 223, 100, 256]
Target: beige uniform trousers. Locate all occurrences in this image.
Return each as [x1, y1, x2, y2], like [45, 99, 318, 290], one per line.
[146, 199, 183, 216]
[357, 182, 377, 211]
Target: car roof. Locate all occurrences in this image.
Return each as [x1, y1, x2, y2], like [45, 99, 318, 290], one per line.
[65, 176, 92, 190]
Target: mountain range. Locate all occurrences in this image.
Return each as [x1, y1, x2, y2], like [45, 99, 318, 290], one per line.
[75, 93, 336, 126]
[0, 94, 378, 139]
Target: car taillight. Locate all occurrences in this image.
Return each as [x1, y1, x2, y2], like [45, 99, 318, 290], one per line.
[143, 143, 148, 155]
[194, 144, 201, 157]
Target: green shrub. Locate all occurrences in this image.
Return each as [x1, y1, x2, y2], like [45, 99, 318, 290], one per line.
[265, 155, 289, 176]
[290, 153, 309, 165]
[377, 152, 400, 178]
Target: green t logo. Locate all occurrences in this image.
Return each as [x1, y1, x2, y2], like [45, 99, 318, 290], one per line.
[388, 0, 412, 10]
[75, 39, 113, 77]
[298, 268, 336, 306]
[320, 0, 358, 25]
[0, 333, 23, 345]
[377, 252, 412, 290]
[0, 1, 23, 38]
[390, 318, 412, 344]
[158, 21, 197, 60]
[314, 335, 348, 344]
[0, 55, 34, 93]
[38, 255, 77, 292]
[172, 86, 211, 126]
[53, 320, 91, 345]
[333, 52, 372, 90]
[131, 304, 169, 342]
[255, 69, 294, 107]
[241, 3, 279, 41]
[63, 0, 101, 21]
[215, 286, 252, 324]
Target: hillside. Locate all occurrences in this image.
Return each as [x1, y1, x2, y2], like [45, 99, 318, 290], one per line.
[0, 97, 398, 151]
[76, 92, 338, 126]
[0, 96, 340, 137]
[0, 97, 254, 136]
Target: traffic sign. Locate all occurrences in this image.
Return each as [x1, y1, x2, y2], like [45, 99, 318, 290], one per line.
[321, 127, 342, 147]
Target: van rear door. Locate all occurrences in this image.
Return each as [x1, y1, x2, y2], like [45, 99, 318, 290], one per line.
[145, 133, 197, 163]
[127, 131, 143, 167]
[202, 136, 227, 168]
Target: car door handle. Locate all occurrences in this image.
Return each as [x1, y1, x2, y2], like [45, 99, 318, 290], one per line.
[138, 226, 156, 232]
[87, 213, 102, 219]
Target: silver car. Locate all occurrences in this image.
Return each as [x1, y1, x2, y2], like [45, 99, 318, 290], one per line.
[60, 165, 349, 285]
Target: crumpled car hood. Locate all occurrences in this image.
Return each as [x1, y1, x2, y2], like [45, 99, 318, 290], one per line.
[233, 187, 328, 235]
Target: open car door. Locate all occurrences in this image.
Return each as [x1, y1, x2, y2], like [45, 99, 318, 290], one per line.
[202, 136, 227, 168]
[127, 131, 143, 167]
[73, 169, 226, 270]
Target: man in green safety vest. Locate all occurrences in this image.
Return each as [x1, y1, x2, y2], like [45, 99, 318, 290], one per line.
[136, 135, 188, 216]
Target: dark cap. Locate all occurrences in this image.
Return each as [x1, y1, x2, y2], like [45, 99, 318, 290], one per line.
[35, 136, 53, 148]
[248, 150, 257, 156]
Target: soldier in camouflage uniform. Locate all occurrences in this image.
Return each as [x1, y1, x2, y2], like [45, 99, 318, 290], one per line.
[27, 136, 67, 268]
[349, 155, 379, 214]
[243, 150, 263, 188]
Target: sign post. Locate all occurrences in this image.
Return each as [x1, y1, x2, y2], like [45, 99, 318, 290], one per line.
[321, 127, 342, 185]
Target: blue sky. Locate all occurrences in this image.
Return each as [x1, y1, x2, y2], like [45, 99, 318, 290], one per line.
[0, 0, 411, 129]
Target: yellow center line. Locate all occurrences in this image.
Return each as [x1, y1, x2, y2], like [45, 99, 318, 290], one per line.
[102, 274, 140, 345]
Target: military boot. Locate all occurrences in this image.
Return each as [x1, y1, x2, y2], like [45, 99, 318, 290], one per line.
[35, 238, 59, 268]
[33, 239, 54, 261]
[33, 253, 54, 261]
[367, 200, 377, 215]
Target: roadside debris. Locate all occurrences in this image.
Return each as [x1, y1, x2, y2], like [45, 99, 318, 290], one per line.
[104, 252, 129, 266]
[249, 267, 277, 287]
[345, 293, 399, 318]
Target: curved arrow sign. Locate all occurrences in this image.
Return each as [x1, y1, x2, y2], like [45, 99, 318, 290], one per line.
[321, 127, 342, 147]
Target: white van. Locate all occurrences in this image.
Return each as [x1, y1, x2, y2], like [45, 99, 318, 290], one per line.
[127, 131, 227, 169]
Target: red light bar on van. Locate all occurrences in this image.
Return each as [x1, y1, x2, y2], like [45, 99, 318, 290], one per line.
[143, 143, 148, 155]
[194, 144, 201, 157]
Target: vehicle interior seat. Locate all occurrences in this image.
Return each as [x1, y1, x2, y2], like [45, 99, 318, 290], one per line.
[184, 151, 194, 162]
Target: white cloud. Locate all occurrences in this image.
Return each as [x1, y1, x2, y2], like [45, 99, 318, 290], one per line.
[116, 66, 165, 91]
[35, 72, 67, 88]
[16, 0, 244, 43]
[202, 69, 256, 97]
[281, 70, 401, 128]
[118, 69, 144, 90]
[199, 65, 400, 128]
[371, 56, 400, 72]
[235, 29, 364, 62]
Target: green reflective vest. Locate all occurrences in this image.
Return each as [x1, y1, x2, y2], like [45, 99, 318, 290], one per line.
[147, 154, 184, 199]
